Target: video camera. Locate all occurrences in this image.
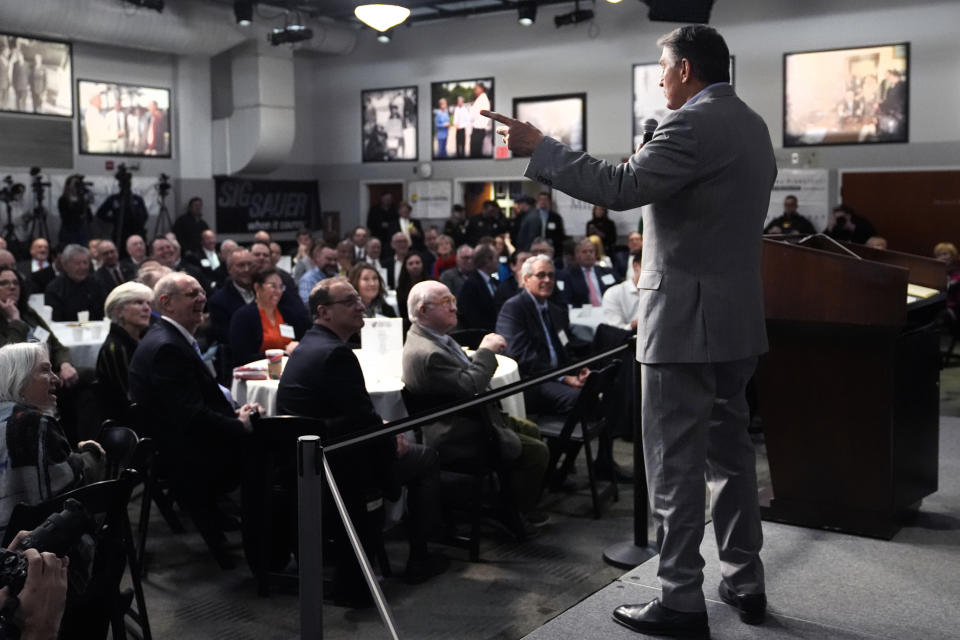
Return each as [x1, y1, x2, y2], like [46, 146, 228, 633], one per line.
[156, 172, 171, 198]
[115, 163, 133, 192]
[0, 498, 92, 597]
[69, 174, 95, 203]
[0, 176, 25, 204]
[28, 166, 51, 192]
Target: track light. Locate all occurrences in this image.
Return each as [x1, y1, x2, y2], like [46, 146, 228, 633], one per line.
[234, 1, 253, 26]
[123, 0, 164, 12]
[554, 7, 593, 27]
[517, 1, 537, 26]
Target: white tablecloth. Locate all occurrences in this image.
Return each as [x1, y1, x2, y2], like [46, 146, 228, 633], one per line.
[569, 305, 605, 342]
[48, 320, 110, 369]
[231, 350, 525, 421]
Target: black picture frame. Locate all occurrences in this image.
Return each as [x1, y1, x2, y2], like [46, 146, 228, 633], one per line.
[361, 85, 418, 163]
[783, 42, 909, 147]
[77, 79, 172, 157]
[0, 31, 73, 117]
[513, 92, 587, 153]
[429, 77, 495, 160]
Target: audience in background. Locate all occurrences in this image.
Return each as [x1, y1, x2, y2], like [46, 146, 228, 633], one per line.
[228, 267, 305, 367]
[364, 237, 388, 283]
[336, 238, 355, 276]
[431, 233, 457, 278]
[367, 192, 399, 254]
[122, 234, 147, 271]
[562, 238, 616, 308]
[397, 201, 426, 253]
[439, 244, 474, 297]
[297, 244, 339, 304]
[515, 192, 565, 253]
[397, 252, 427, 326]
[586, 205, 618, 256]
[44, 244, 105, 322]
[172, 196, 209, 258]
[865, 236, 888, 250]
[602, 252, 642, 331]
[825, 204, 876, 244]
[383, 232, 411, 290]
[764, 195, 817, 236]
[456, 242, 499, 331]
[208, 248, 256, 343]
[466, 200, 508, 246]
[348, 262, 395, 319]
[443, 204, 468, 247]
[93, 239, 134, 293]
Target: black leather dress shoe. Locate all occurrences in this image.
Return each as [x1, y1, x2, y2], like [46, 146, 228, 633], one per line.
[718, 581, 766, 625]
[612, 599, 709, 638]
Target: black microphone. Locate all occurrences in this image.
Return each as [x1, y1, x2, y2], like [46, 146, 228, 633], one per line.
[641, 119, 658, 146]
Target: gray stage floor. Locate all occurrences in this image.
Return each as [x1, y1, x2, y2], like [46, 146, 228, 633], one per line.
[526, 416, 960, 640]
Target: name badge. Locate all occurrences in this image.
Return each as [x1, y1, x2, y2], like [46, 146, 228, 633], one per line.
[200, 258, 211, 268]
[601, 274, 615, 285]
[556, 280, 565, 291]
[557, 329, 570, 347]
[33, 326, 50, 343]
[279, 324, 295, 339]
[547, 222, 557, 230]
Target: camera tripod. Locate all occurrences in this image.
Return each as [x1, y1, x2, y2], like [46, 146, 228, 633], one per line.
[153, 189, 174, 239]
[28, 177, 50, 243]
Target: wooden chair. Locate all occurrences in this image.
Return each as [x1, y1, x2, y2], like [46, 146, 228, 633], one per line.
[537, 360, 621, 518]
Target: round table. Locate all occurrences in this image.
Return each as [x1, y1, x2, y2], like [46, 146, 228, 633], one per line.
[231, 350, 525, 420]
[48, 320, 110, 369]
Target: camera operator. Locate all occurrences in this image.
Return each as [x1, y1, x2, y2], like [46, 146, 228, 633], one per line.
[825, 204, 876, 245]
[57, 176, 92, 246]
[0, 545, 68, 640]
[95, 166, 148, 259]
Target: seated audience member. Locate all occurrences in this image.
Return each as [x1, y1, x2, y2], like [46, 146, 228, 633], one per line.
[763, 194, 817, 236]
[253, 230, 272, 246]
[934, 242, 960, 317]
[465, 200, 508, 246]
[269, 242, 283, 269]
[397, 252, 428, 326]
[586, 205, 618, 256]
[602, 252, 642, 331]
[298, 244, 339, 304]
[865, 236, 888, 250]
[825, 204, 876, 244]
[0, 342, 105, 540]
[562, 238, 617, 308]
[209, 248, 256, 343]
[194, 229, 221, 274]
[87, 239, 102, 271]
[494, 250, 532, 310]
[28, 244, 61, 297]
[96, 282, 153, 421]
[613, 231, 643, 279]
[129, 273, 262, 563]
[431, 234, 457, 279]
[336, 238, 355, 276]
[121, 234, 147, 271]
[494, 234, 514, 282]
[149, 236, 177, 269]
[515, 192, 565, 252]
[496, 255, 589, 415]
[93, 240, 134, 293]
[44, 244, 105, 322]
[250, 241, 305, 329]
[350, 226, 370, 261]
[383, 232, 411, 290]
[16, 237, 50, 276]
[277, 277, 445, 601]
[0, 250, 15, 273]
[349, 262, 395, 319]
[363, 237, 388, 283]
[213, 238, 238, 286]
[588, 234, 614, 270]
[443, 204, 468, 248]
[456, 242, 500, 331]
[291, 229, 314, 282]
[403, 281, 548, 519]
[439, 244, 474, 298]
[228, 268, 305, 368]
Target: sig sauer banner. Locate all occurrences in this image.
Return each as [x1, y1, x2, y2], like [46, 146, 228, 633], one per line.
[214, 177, 319, 234]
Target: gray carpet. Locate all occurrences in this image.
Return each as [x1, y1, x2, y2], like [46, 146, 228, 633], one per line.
[524, 416, 960, 640]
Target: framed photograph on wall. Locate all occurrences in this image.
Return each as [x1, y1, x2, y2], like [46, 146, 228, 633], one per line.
[513, 93, 586, 152]
[0, 32, 73, 117]
[430, 78, 494, 160]
[631, 56, 735, 151]
[784, 42, 909, 147]
[77, 80, 171, 156]
[362, 85, 418, 162]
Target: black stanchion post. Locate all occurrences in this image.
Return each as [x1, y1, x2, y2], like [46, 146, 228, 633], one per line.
[298, 435, 323, 639]
[603, 359, 657, 569]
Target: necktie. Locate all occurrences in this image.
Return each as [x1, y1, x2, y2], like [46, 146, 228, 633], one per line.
[585, 268, 601, 306]
[444, 335, 472, 365]
[112, 267, 122, 286]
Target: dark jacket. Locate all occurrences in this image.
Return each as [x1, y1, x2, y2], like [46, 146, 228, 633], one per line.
[515, 208, 566, 252]
[172, 213, 209, 258]
[457, 270, 498, 331]
[95, 322, 140, 421]
[208, 277, 308, 345]
[227, 302, 308, 368]
[44, 275, 105, 322]
[94, 262, 135, 295]
[495, 289, 574, 377]
[561, 264, 617, 308]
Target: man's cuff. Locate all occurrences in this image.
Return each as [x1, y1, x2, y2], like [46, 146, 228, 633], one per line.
[523, 137, 559, 185]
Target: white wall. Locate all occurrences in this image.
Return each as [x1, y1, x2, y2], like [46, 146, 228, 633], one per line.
[300, 0, 960, 229]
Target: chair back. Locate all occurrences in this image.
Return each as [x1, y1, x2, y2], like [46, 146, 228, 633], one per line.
[575, 359, 622, 415]
[98, 424, 141, 479]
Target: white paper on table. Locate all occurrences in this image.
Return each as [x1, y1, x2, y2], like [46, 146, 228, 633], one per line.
[28, 294, 45, 313]
[360, 317, 404, 381]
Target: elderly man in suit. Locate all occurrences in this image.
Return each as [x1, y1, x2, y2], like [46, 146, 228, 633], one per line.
[44, 244, 105, 322]
[456, 242, 499, 330]
[403, 280, 548, 523]
[561, 237, 618, 307]
[128, 272, 262, 569]
[278, 277, 445, 602]
[92, 240, 135, 294]
[487, 25, 775, 638]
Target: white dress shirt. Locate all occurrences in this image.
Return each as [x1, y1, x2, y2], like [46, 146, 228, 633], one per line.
[601, 279, 640, 330]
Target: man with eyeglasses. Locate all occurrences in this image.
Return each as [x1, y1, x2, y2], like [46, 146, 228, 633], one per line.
[129, 272, 263, 569]
[496, 255, 589, 416]
[278, 277, 445, 604]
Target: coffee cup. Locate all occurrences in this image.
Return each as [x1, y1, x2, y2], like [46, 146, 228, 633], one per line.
[265, 349, 285, 378]
[77, 310, 90, 324]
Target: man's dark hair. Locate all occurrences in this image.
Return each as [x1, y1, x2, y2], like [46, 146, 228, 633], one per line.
[186, 196, 202, 211]
[252, 267, 279, 287]
[473, 243, 497, 270]
[308, 276, 347, 318]
[657, 25, 730, 85]
[452, 204, 465, 214]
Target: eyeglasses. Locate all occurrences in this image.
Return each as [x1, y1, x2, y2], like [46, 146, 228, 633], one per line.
[261, 282, 285, 292]
[327, 295, 364, 307]
[426, 295, 457, 307]
[531, 271, 555, 280]
[173, 288, 204, 299]
[0, 279, 19, 288]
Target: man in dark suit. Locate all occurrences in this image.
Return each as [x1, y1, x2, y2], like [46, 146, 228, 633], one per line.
[464, 200, 508, 246]
[456, 242, 499, 330]
[92, 240, 135, 295]
[487, 24, 774, 637]
[208, 248, 257, 344]
[366, 192, 399, 256]
[495, 255, 589, 416]
[494, 249, 531, 311]
[381, 232, 410, 290]
[44, 244, 105, 321]
[16, 237, 50, 278]
[172, 196, 209, 259]
[514, 192, 566, 252]
[403, 280, 548, 518]
[128, 272, 262, 568]
[278, 277, 445, 600]
[561, 237, 618, 307]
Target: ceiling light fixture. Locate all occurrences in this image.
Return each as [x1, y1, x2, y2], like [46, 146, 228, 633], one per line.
[234, 1, 253, 26]
[377, 29, 393, 43]
[354, 4, 411, 33]
[517, 1, 537, 26]
[605, 0, 623, 4]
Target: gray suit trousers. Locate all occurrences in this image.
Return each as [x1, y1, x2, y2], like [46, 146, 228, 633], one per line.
[640, 357, 764, 612]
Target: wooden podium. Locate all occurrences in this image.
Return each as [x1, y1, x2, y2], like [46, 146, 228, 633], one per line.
[757, 237, 943, 539]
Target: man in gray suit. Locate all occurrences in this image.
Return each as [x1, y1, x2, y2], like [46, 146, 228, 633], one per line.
[402, 280, 548, 518]
[485, 25, 775, 638]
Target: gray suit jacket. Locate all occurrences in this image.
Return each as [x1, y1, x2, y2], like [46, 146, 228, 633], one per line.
[526, 84, 776, 364]
[401, 323, 521, 464]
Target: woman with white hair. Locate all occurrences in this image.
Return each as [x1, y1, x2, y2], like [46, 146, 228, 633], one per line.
[0, 342, 104, 539]
[95, 281, 154, 421]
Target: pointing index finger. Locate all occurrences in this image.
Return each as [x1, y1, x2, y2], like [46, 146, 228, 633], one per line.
[481, 110, 517, 126]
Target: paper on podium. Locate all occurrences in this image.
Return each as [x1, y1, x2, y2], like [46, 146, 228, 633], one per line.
[360, 317, 404, 381]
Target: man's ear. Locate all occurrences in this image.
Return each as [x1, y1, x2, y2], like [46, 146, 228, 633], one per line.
[679, 58, 692, 83]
